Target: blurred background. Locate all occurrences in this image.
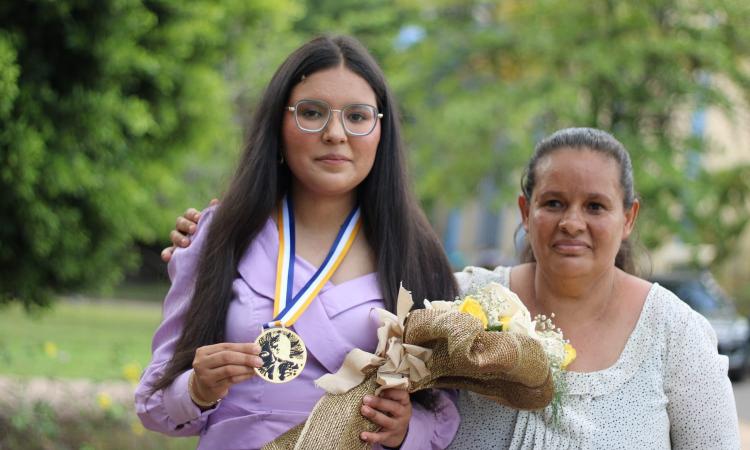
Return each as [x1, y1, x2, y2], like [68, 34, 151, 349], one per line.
[1, 0, 749, 448]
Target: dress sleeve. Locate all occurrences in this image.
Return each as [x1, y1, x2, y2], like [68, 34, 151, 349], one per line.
[134, 207, 219, 436]
[664, 300, 740, 449]
[379, 389, 459, 450]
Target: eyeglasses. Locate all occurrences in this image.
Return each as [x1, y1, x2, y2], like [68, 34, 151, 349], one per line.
[286, 99, 383, 136]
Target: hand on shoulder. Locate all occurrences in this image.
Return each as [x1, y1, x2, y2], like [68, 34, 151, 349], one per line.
[161, 199, 220, 262]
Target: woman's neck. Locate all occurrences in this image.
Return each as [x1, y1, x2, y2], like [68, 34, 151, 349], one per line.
[530, 264, 620, 325]
[286, 185, 365, 270]
[289, 185, 357, 234]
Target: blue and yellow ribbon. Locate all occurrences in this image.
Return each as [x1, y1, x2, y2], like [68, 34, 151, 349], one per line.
[266, 195, 361, 329]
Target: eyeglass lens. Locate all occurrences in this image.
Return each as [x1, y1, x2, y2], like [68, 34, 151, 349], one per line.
[294, 100, 378, 135]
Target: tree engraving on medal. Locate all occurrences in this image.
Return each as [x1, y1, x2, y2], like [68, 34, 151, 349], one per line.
[255, 328, 306, 383]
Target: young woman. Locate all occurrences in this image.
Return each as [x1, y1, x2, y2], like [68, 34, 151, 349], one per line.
[136, 35, 460, 450]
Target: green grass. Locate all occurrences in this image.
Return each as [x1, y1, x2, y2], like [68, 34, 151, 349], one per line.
[84, 281, 171, 304]
[0, 291, 200, 449]
[0, 298, 163, 381]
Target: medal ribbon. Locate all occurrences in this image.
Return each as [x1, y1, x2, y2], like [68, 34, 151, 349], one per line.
[266, 195, 362, 329]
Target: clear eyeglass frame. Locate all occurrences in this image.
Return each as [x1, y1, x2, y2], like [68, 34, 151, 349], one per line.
[286, 99, 383, 136]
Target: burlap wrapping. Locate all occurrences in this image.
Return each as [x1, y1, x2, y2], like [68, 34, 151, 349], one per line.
[262, 306, 554, 450]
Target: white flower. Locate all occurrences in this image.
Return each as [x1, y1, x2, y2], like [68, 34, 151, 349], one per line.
[506, 309, 536, 337]
[536, 333, 566, 365]
[482, 282, 526, 317]
[471, 282, 530, 329]
[422, 299, 457, 312]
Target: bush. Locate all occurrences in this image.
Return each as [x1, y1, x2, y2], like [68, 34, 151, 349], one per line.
[0, 398, 197, 450]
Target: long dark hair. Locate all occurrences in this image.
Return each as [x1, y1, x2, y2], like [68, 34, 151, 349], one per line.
[517, 127, 639, 274]
[151, 35, 458, 397]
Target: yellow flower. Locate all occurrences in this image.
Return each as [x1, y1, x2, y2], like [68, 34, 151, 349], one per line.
[97, 392, 112, 410]
[43, 341, 58, 358]
[122, 362, 142, 385]
[561, 343, 577, 369]
[458, 297, 488, 329]
[499, 316, 512, 330]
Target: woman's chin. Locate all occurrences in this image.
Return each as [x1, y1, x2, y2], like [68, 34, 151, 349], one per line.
[294, 175, 363, 198]
[542, 256, 593, 276]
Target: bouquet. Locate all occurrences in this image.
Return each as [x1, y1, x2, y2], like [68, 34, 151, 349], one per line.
[263, 283, 571, 450]
[435, 281, 576, 421]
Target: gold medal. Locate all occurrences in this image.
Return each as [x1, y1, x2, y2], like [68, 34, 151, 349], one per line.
[254, 327, 307, 383]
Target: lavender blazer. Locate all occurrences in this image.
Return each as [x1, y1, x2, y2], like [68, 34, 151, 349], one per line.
[135, 207, 460, 449]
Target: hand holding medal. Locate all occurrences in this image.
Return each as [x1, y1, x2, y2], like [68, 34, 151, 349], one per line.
[190, 342, 264, 408]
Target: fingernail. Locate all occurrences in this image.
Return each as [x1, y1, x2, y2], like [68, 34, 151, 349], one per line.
[181, 238, 189, 246]
[189, 225, 196, 233]
[363, 395, 373, 404]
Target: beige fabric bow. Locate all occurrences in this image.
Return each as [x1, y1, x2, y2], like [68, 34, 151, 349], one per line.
[315, 286, 432, 395]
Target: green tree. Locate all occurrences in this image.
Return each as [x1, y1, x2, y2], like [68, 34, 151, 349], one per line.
[293, 0, 415, 60]
[0, 0, 298, 308]
[395, 0, 750, 268]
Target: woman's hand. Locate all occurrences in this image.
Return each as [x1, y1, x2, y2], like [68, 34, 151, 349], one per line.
[360, 389, 412, 448]
[160, 199, 219, 262]
[190, 342, 263, 408]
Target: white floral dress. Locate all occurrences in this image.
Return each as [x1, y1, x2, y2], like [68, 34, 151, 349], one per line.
[449, 266, 740, 450]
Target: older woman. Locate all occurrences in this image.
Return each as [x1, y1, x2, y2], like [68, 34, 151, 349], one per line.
[450, 128, 739, 449]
